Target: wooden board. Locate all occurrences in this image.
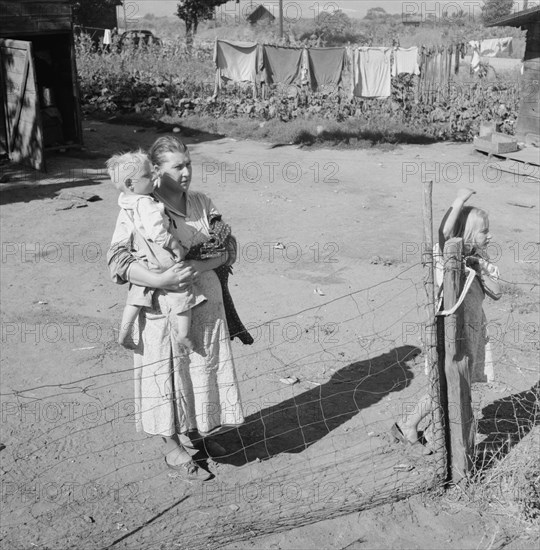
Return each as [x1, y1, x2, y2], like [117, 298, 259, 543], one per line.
[0, 38, 45, 170]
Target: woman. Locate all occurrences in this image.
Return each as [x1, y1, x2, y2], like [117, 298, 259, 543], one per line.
[107, 136, 244, 480]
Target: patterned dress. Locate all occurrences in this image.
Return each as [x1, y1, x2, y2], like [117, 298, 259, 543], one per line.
[108, 191, 244, 436]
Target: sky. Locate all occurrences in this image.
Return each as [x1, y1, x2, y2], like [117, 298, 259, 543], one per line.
[120, 0, 528, 21]
[121, 1, 532, 20]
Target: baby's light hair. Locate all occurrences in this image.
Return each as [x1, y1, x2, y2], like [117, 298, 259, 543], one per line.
[452, 206, 489, 255]
[106, 150, 150, 192]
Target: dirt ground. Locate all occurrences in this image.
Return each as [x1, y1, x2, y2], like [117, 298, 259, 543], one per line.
[1, 120, 539, 549]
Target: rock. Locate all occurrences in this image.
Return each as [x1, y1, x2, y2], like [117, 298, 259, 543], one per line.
[172, 127, 181, 134]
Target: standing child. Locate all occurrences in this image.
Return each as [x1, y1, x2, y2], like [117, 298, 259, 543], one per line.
[107, 151, 205, 350]
[391, 188, 501, 451]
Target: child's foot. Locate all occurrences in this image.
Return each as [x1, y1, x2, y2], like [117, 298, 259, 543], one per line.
[118, 329, 138, 350]
[395, 422, 418, 444]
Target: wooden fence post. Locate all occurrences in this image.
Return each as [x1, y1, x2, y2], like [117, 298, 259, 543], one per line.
[443, 238, 475, 482]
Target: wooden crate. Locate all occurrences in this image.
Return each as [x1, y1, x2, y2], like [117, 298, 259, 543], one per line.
[473, 133, 519, 154]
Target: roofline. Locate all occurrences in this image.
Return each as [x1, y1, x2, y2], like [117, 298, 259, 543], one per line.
[486, 5, 540, 27]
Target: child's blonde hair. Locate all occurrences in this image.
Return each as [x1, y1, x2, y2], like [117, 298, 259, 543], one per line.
[106, 150, 149, 192]
[452, 206, 489, 255]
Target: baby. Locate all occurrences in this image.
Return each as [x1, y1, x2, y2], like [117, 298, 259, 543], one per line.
[107, 151, 205, 350]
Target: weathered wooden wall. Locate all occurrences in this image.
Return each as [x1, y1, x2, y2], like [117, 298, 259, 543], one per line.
[0, 1, 72, 36]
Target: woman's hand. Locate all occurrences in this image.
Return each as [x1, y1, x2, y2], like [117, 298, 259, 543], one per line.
[158, 263, 196, 291]
[184, 253, 228, 276]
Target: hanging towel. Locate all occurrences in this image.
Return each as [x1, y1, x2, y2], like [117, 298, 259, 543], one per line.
[261, 45, 304, 85]
[353, 47, 392, 98]
[391, 47, 420, 76]
[469, 41, 481, 72]
[103, 29, 112, 45]
[478, 37, 513, 57]
[214, 39, 259, 84]
[306, 47, 346, 92]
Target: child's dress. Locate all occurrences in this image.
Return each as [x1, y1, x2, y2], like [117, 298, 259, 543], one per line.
[118, 192, 205, 314]
[432, 245, 498, 383]
[463, 257, 499, 383]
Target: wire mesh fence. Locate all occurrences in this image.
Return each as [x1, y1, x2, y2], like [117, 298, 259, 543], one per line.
[0, 261, 450, 549]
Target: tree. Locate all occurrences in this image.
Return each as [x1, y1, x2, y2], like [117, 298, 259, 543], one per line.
[71, 0, 120, 29]
[317, 10, 352, 40]
[364, 7, 389, 20]
[481, 0, 514, 25]
[176, 0, 235, 42]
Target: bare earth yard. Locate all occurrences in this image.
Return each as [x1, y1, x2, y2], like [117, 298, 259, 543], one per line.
[0, 121, 538, 549]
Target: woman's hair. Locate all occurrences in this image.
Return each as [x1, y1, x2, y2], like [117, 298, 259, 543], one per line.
[452, 206, 489, 254]
[149, 136, 188, 167]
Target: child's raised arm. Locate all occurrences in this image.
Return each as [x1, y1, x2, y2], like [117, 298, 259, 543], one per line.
[438, 188, 476, 247]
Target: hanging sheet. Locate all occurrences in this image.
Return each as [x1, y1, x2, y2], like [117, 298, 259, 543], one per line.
[214, 39, 259, 84]
[261, 45, 304, 85]
[306, 47, 346, 92]
[352, 47, 392, 98]
[391, 47, 420, 76]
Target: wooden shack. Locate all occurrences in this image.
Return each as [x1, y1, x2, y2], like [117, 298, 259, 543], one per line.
[246, 5, 276, 25]
[0, 0, 83, 170]
[488, 6, 540, 142]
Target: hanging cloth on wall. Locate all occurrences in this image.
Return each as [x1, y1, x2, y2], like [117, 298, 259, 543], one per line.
[214, 39, 259, 86]
[352, 47, 392, 98]
[391, 47, 420, 76]
[260, 45, 304, 85]
[306, 47, 346, 92]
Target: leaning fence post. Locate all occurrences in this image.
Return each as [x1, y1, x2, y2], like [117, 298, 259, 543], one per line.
[422, 180, 446, 483]
[443, 237, 474, 482]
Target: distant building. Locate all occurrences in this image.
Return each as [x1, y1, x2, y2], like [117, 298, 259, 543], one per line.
[401, 14, 423, 26]
[247, 5, 275, 25]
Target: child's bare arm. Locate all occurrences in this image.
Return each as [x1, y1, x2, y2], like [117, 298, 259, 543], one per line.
[438, 188, 476, 246]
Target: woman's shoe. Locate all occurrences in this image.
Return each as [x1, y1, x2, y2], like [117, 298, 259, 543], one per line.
[164, 447, 213, 480]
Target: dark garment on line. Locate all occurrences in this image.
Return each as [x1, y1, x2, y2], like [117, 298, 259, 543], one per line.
[307, 47, 346, 92]
[261, 45, 303, 85]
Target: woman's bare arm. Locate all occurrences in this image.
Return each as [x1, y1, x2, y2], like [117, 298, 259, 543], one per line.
[127, 262, 196, 291]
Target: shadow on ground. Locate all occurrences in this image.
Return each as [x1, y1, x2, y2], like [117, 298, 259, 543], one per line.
[476, 381, 540, 466]
[215, 345, 421, 466]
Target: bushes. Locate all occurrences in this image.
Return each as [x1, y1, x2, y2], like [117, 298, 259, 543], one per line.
[76, 36, 519, 143]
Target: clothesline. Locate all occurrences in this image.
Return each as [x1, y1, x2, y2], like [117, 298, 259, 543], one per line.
[213, 39, 458, 100]
[213, 38, 514, 101]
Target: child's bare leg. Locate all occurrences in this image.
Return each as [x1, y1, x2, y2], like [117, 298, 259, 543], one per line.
[398, 393, 432, 443]
[176, 310, 194, 350]
[119, 305, 141, 349]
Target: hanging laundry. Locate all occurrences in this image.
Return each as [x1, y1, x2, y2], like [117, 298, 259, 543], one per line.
[103, 29, 112, 46]
[472, 37, 513, 57]
[261, 45, 303, 86]
[418, 46, 453, 103]
[214, 40, 259, 85]
[352, 47, 392, 98]
[391, 47, 420, 76]
[306, 47, 346, 92]
[469, 41, 482, 72]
